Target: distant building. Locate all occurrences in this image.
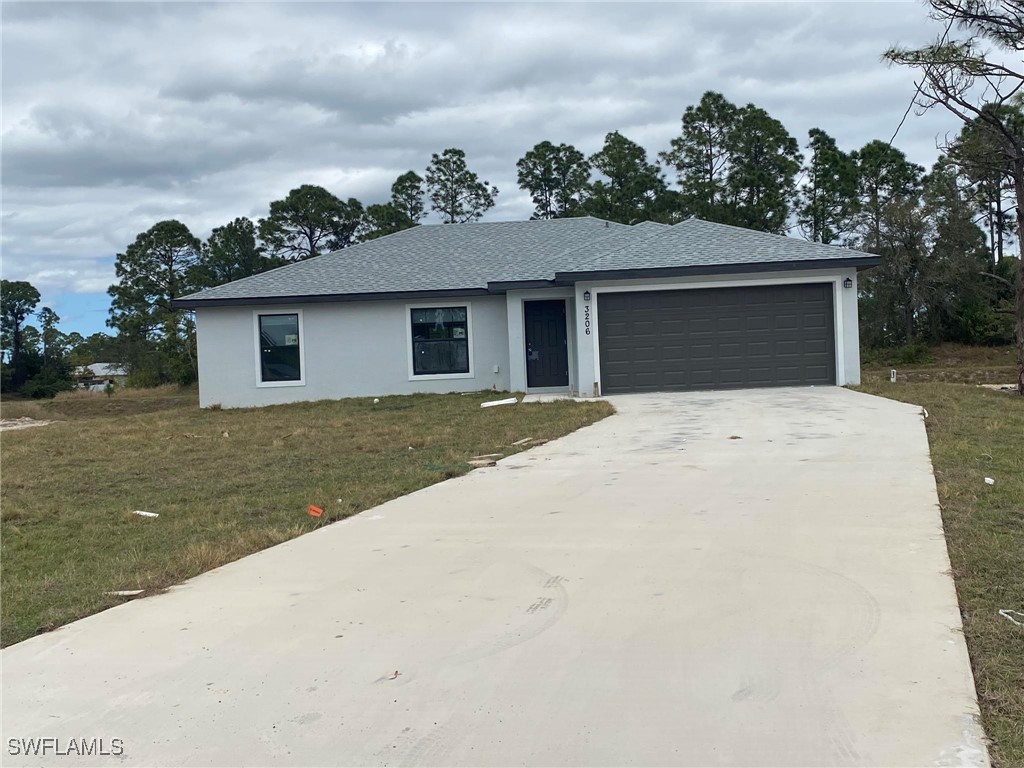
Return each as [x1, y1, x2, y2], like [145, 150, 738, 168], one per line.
[75, 363, 128, 391]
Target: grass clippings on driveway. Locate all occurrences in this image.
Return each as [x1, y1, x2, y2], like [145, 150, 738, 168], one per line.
[0, 388, 613, 648]
[857, 381, 1023, 767]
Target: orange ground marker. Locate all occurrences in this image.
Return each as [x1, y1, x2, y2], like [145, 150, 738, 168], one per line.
[307, 505, 324, 517]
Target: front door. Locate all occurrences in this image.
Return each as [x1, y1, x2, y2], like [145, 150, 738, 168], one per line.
[524, 300, 569, 388]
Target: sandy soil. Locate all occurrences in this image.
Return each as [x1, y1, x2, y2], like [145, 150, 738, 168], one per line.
[978, 383, 1020, 393]
[0, 417, 59, 432]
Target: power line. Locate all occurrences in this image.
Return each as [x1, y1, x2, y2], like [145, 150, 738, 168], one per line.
[888, 12, 958, 146]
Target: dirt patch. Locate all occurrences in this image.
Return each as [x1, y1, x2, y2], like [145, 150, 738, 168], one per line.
[978, 384, 1020, 394]
[0, 417, 59, 432]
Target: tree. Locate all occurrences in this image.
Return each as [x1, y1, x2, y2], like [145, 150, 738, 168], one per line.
[662, 93, 802, 231]
[516, 141, 591, 219]
[259, 185, 364, 260]
[108, 220, 202, 385]
[852, 141, 924, 252]
[389, 171, 426, 224]
[424, 148, 498, 223]
[949, 106, 1022, 264]
[24, 306, 73, 398]
[661, 91, 739, 222]
[583, 131, 670, 224]
[858, 195, 935, 346]
[884, 0, 1024, 392]
[358, 172, 426, 241]
[0, 279, 41, 390]
[37, 307, 62, 364]
[195, 217, 278, 288]
[66, 332, 118, 367]
[724, 105, 803, 233]
[798, 128, 860, 244]
[922, 157, 999, 342]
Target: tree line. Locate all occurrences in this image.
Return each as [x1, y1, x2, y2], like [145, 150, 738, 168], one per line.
[0, 280, 122, 396]
[2, 0, 1020, 395]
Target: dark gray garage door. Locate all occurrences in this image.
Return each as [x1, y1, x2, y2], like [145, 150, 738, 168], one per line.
[598, 283, 835, 393]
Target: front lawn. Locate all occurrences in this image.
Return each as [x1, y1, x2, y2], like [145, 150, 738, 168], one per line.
[0, 388, 613, 647]
[857, 381, 1023, 766]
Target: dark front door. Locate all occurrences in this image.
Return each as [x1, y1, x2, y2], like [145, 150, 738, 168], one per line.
[524, 300, 569, 388]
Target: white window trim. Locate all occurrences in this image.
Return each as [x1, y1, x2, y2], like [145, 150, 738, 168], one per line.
[253, 309, 306, 388]
[406, 301, 475, 381]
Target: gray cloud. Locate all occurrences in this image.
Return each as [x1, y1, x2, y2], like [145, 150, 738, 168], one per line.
[1, 0, 962, 312]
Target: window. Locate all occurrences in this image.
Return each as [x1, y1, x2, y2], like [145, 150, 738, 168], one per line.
[257, 313, 303, 384]
[409, 305, 470, 376]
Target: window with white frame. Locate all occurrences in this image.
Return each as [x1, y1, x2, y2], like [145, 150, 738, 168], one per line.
[409, 306, 470, 376]
[257, 313, 302, 383]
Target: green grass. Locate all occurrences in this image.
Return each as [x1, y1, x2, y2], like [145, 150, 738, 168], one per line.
[856, 381, 1023, 766]
[0, 387, 613, 648]
[862, 343, 1019, 385]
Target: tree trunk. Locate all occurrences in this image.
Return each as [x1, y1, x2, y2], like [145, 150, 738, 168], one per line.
[904, 293, 915, 345]
[1012, 157, 1024, 395]
[995, 194, 1004, 262]
[11, 321, 24, 389]
[989, 203, 998, 266]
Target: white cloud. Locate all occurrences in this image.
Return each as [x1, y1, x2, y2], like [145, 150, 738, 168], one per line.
[1, 1, 962, 301]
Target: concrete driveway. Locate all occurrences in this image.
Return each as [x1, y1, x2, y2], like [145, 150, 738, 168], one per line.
[1, 388, 986, 767]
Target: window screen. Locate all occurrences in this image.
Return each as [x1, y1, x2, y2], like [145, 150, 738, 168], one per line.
[410, 306, 469, 375]
[258, 314, 301, 382]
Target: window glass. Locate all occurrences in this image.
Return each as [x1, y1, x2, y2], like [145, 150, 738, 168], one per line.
[410, 306, 469, 375]
[259, 314, 301, 382]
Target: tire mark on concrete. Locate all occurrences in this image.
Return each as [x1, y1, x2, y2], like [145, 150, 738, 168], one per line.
[442, 565, 568, 666]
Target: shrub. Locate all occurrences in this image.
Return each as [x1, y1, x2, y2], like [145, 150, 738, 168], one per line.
[895, 343, 933, 366]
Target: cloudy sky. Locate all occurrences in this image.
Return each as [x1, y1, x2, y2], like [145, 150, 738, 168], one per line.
[2, 1, 959, 336]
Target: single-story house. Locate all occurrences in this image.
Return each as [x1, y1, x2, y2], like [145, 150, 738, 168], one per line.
[174, 217, 878, 409]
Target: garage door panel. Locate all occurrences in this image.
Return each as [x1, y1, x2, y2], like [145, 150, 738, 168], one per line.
[805, 364, 831, 379]
[598, 284, 835, 393]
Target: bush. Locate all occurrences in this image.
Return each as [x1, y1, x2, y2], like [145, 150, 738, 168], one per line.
[20, 369, 75, 399]
[895, 343, 934, 366]
[125, 368, 163, 389]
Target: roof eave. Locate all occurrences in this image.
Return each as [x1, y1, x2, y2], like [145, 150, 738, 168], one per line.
[173, 287, 495, 310]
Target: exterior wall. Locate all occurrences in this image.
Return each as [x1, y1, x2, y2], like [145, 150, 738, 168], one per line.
[195, 269, 865, 408]
[505, 288, 577, 394]
[196, 296, 510, 408]
[572, 267, 863, 395]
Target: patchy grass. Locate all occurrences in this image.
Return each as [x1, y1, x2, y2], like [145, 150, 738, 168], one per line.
[856, 381, 1023, 766]
[862, 343, 1018, 385]
[1, 384, 197, 421]
[0, 388, 613, 647]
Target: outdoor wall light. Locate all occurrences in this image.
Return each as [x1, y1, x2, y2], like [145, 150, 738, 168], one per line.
[843, 277, 853, 289]
[583, 290, 592, 301]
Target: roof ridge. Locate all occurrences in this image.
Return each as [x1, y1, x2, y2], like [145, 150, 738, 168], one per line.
[532, 218, 668, 276]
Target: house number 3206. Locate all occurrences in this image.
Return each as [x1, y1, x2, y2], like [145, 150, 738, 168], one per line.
[583, 304, 592, 335]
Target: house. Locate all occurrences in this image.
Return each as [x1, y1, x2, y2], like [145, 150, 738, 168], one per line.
[75, 362, 128, 391]
[174, 217, 878, 409]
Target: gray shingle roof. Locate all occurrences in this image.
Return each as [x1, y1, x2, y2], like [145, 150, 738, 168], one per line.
[559, 218, 875, 277]
[177, 216, 875, 306]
